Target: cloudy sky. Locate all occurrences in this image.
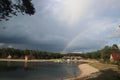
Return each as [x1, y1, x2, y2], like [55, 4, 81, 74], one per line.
[0, 0, 120, 53]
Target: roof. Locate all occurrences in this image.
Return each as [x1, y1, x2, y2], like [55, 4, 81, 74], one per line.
[111, 53, 120, 61]
[62, 56, 82, 59]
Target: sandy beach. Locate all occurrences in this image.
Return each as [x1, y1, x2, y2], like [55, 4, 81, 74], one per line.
[66, 60, 100, 80]
[76, 64, 100, 80]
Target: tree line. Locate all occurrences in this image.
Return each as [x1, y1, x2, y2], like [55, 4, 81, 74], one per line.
[0, 48, 62, 59]
[0, 44, 119, 61]
[82, 44, 120, 61]
[62, 44, 120, 62]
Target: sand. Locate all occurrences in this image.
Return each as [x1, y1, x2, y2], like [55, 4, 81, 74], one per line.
[66, 60, 100, 80]
[76, 64, 100, 79]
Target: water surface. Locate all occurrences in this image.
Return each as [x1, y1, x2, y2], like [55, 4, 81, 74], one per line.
[0, 61, 80, 80]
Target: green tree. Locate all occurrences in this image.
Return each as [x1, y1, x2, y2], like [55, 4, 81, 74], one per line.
[112, 44, 119, 53]
[101, 46, 113, 62]
[0, 0, 35, 21]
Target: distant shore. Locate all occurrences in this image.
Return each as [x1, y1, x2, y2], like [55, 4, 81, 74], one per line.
[0, 59, 56, 62]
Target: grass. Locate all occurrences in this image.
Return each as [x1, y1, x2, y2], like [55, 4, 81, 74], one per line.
[89, 62, 119, 71]
[86, 61, 120, 80]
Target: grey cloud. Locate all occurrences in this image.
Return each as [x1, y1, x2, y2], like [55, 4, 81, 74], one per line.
[108, 30, 120, 39]
[0, 0, 120, 53]
[65, 36, 107, 53]
[0, 36, 30, 44]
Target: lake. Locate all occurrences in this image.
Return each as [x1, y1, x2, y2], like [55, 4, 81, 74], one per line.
[0, 61, 80, 80]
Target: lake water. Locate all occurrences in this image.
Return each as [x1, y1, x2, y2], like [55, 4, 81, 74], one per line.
[0, 61, 80, 80]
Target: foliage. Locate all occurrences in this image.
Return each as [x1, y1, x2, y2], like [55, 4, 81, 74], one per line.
[83, 51, 101, 59]
[0, 44, 119, 61]
[82, 44, 120, 61]
[0, 0, 35, 21]
[0, 48, 62, 59]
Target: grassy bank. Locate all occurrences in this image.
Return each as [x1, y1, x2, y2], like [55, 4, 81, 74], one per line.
[87, 61, 120, 80]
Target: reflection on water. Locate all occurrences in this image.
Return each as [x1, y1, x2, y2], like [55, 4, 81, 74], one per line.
[24, 62, 28, 69]
[0, 61, 80, 80]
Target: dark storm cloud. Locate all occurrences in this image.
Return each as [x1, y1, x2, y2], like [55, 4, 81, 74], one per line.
[26, 43, 65, 52]
[0, 36, 30, 44]
[0, 16, 67, 52]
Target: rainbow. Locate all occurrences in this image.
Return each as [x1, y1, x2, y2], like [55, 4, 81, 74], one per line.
[60, 32, 81, 54]
[60, 27, 92, 54]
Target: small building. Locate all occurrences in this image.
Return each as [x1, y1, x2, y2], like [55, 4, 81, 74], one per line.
[24, 55, 29, 61]
[110, 53, 120, 63]
[7, 54, 12, 59]
[62, 56, 82, 60]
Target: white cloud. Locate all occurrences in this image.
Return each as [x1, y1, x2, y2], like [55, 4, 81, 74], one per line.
[8, 45, 13, 48]
[118, 44, 120, 49]
[108, 26, 120, 39]
[37, 0, 120, 27]
[47, 0, 94, 25]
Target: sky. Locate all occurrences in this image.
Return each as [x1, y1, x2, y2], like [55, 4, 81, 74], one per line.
[0, 0, 120, 53]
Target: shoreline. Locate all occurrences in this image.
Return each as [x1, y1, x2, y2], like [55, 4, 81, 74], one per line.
[0, 59, 55, 62]
[65, 59, 101, 80]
